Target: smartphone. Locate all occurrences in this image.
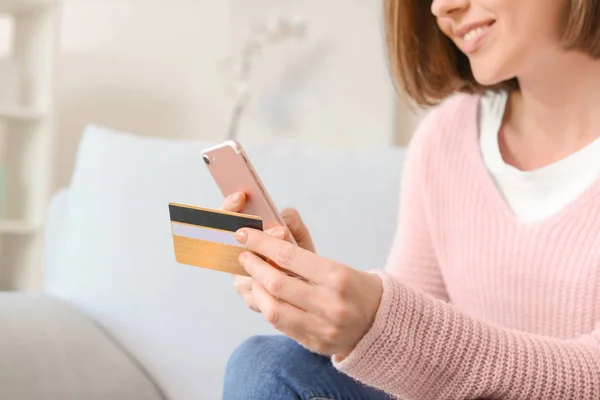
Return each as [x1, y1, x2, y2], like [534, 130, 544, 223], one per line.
[201, 140, 296, 244]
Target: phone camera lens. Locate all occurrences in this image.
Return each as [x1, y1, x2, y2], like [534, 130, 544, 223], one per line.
[203, 155, 210, 165]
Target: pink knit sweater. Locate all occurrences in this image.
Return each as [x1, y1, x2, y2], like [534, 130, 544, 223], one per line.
[333, 93, 600, 399]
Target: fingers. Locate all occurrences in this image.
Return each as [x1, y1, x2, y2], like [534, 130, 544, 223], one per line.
[242, 292, 260, 313]
[233, 274, 252, 294]
[251, 280, 335, 355]
[236, 228, 333, 284]
[232, 275, 260, 313]
[267, 225, 298, 247]
[265, 227, 286, 241]
[251, 279, 322, 336]
[239, 251, 324, 313]
[280, 208, 315, 252]
[220, 192, 246, 213]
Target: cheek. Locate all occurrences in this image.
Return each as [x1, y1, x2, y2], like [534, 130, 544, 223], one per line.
[436, 18, 454, 42]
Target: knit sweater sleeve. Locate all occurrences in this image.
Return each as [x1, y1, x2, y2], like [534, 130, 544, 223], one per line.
[331, 103, 600, 399]
[333, 273, 600, 399]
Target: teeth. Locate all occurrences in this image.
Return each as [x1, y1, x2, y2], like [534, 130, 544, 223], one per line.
[464, 27, 484, 41]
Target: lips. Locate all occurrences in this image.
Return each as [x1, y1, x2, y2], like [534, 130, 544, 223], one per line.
[464, 26, 487, 41]
[455, 20, 495, 41]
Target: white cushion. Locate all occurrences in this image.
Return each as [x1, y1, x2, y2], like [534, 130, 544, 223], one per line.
[45, 125, 406, 400]
[44, 188, 69, 277]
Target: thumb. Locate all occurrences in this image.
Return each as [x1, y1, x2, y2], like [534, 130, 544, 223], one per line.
[280, 208, 315, 252]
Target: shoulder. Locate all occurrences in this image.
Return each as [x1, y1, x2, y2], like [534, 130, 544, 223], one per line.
[411, 92, 480, 148]
[407, 92, 481, 165]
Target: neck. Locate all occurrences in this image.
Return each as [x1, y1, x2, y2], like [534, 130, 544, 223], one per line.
[508, 50, 600, 145]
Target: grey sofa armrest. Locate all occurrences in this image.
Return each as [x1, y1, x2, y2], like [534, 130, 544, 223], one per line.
[0, 293, 165, 400]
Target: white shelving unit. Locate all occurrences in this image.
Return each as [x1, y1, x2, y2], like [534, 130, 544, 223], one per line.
[0, 106, 44, 121]
[0, 0, 59, 291]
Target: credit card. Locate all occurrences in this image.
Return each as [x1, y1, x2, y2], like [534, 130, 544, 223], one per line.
[168, 202, 263, 276]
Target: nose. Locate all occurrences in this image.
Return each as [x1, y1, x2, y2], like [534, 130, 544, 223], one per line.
[431, 0, 469, 17]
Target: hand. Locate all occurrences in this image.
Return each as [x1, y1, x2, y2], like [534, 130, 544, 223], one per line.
[234, 227, 384, 358]
[220, 192, 316, 313]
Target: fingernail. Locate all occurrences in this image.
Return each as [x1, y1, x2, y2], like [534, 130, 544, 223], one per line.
[235, 229, 248, 244]
[231, 193, 240, 203]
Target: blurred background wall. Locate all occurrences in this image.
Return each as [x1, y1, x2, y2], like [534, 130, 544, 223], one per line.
[56, 0, 421, 192]
[1, 0, 423, 194]
[0, 0, 425, 291]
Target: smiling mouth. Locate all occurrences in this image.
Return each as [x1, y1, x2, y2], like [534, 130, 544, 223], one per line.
[461, 21, 495, 42]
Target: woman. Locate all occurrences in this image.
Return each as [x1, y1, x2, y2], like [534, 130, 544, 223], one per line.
[222, 0, 600, 398]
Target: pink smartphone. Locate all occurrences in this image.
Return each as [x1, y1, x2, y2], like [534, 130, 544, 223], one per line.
[201, 140, 296, 244]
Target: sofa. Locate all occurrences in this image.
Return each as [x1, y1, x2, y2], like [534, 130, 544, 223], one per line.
[3, 125, 407, 399]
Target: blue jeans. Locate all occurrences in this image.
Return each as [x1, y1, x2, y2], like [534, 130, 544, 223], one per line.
[223, 335, 395, 400]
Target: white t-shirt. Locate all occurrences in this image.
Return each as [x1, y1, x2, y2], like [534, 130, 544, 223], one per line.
[479, 90, 600, 222]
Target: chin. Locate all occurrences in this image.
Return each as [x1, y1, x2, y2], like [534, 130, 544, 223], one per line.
[470, 64, 512, 87]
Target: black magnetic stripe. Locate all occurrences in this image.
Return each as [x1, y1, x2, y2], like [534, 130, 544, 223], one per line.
[169, 204, 263, 232]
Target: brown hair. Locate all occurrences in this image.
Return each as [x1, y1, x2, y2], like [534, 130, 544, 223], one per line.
[384, 0, 600, 107]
